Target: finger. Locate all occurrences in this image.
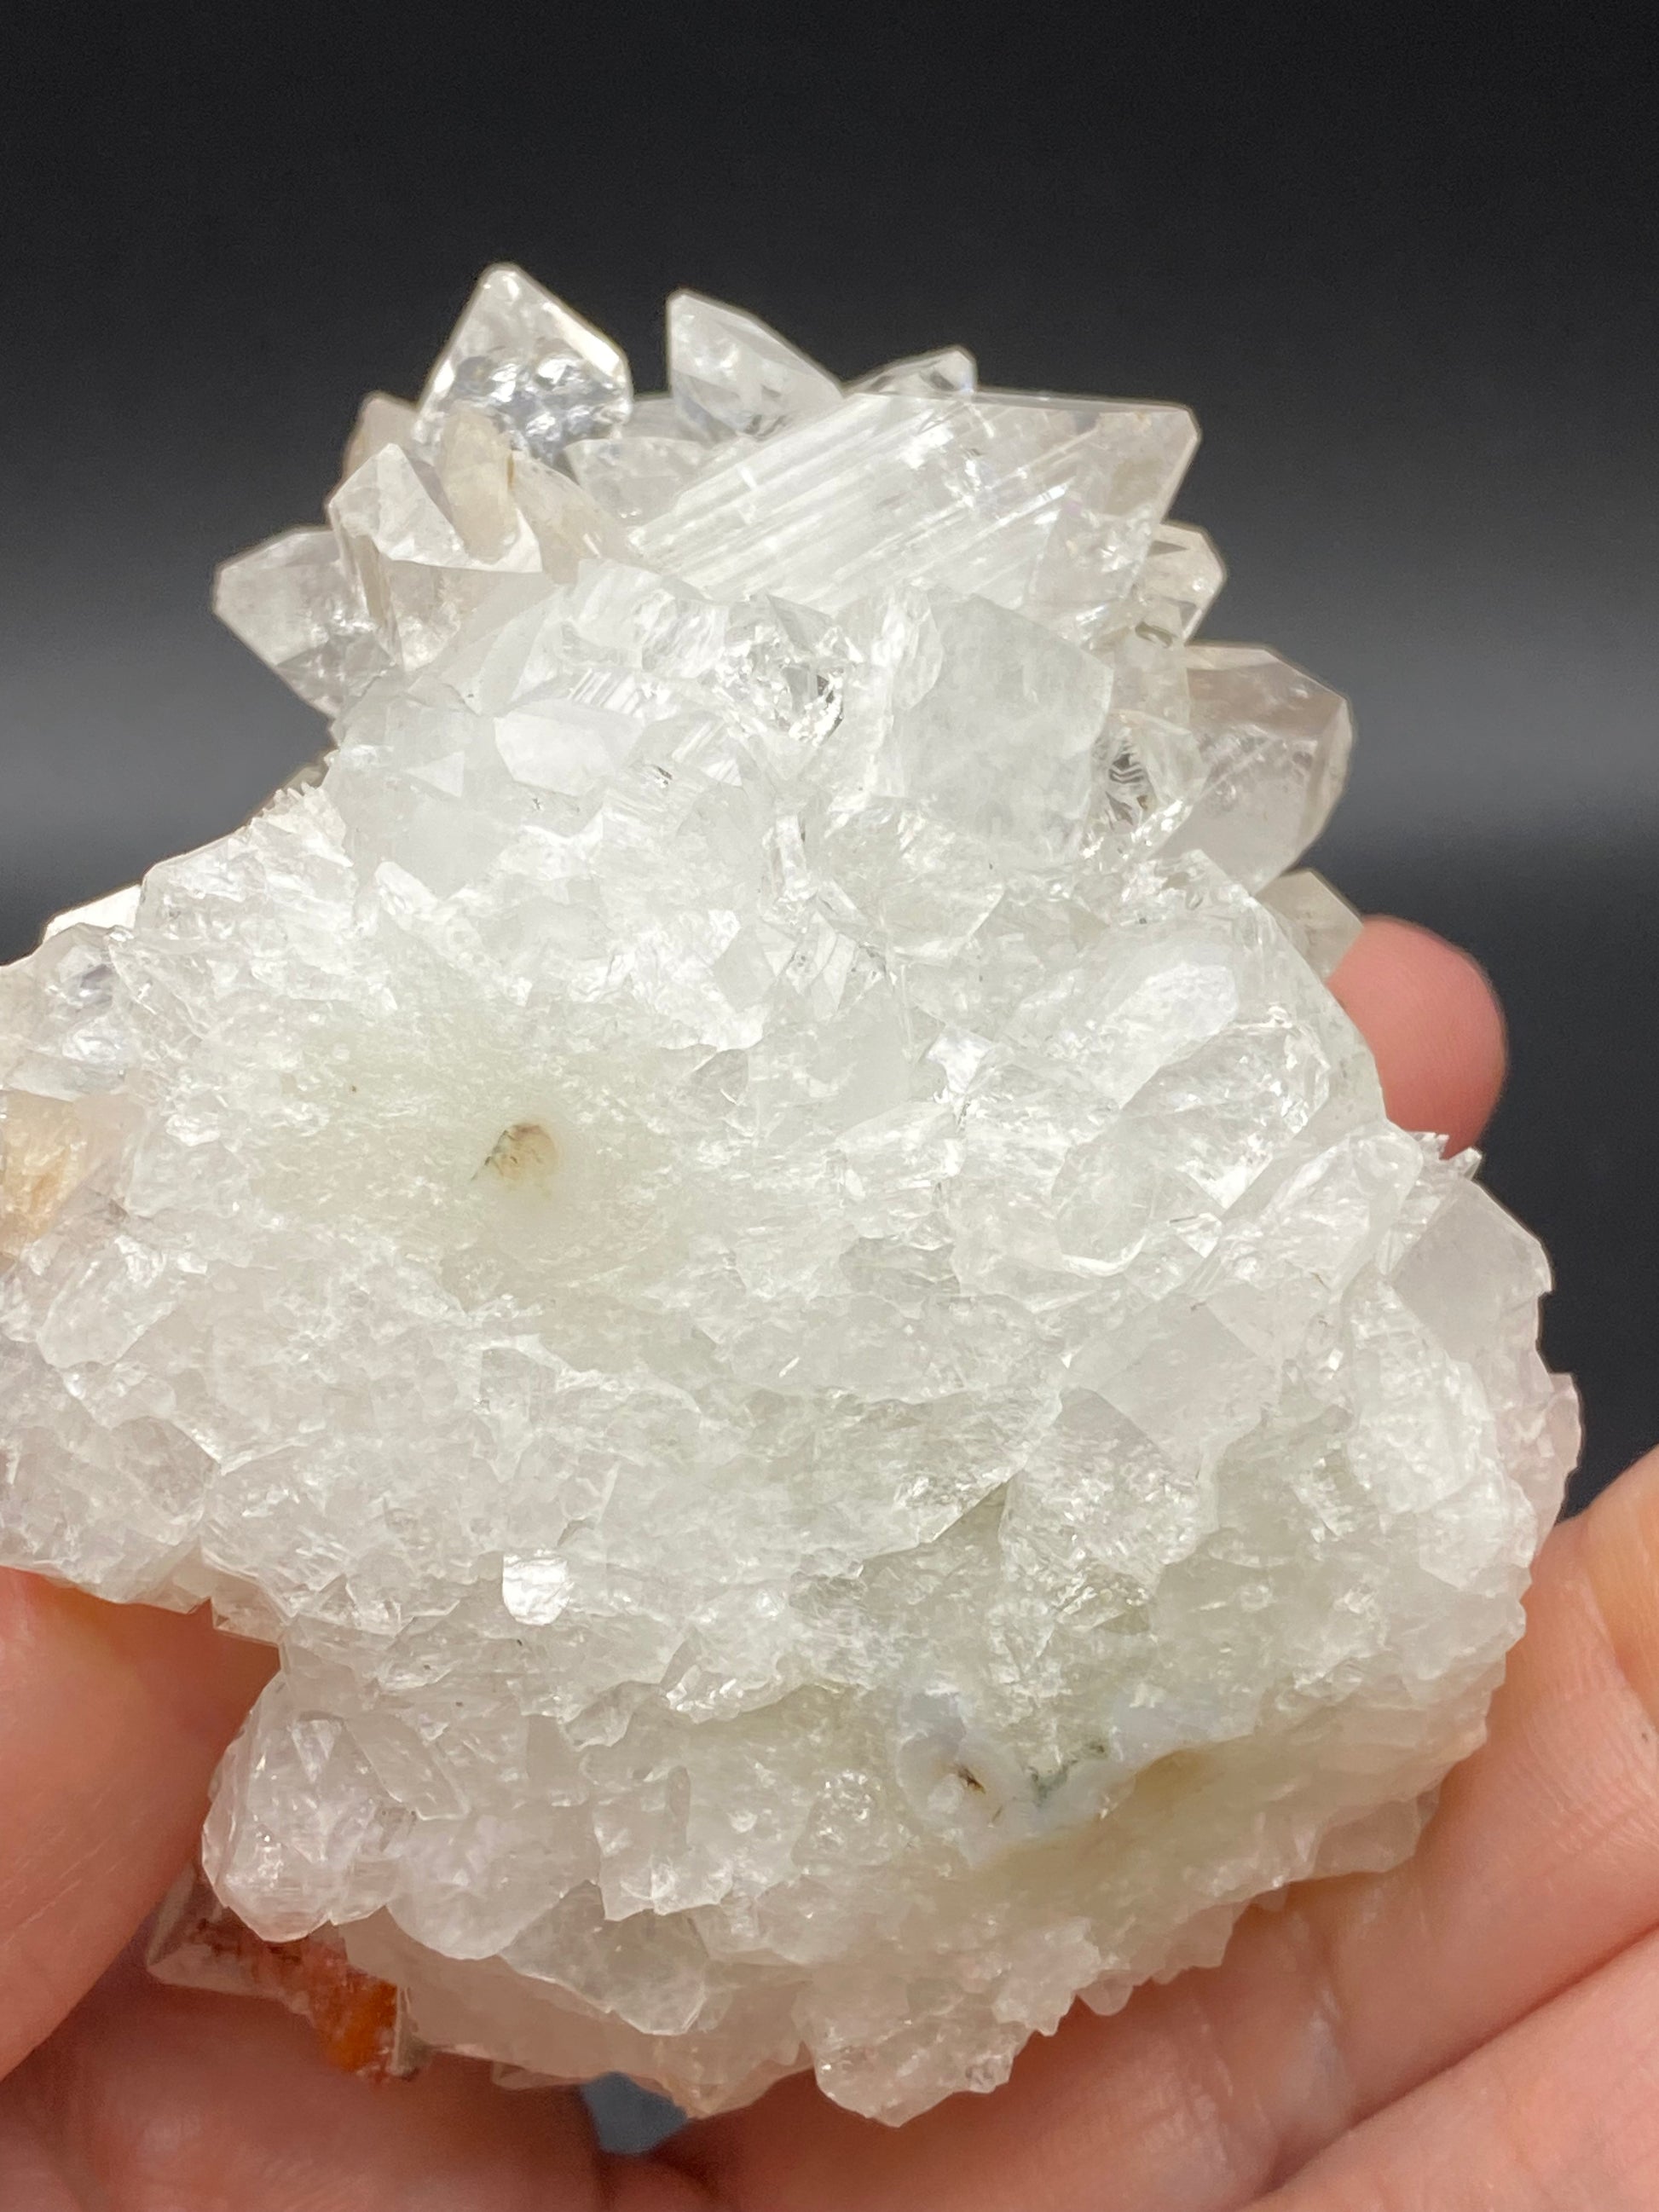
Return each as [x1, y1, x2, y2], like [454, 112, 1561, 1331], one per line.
[1329, 914, 1506, 1155]
[1247, 1924, 1659, 2210]
[666, 1447, 1659, 2212]
[0, 1948, 714, 2212]
[0, 1574, 274, 2075]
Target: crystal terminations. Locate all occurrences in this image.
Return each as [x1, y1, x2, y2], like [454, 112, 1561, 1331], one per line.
[0, 270, 1576, 2122]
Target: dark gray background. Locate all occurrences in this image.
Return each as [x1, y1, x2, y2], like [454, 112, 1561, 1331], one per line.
[2, 3, 1655, 1509]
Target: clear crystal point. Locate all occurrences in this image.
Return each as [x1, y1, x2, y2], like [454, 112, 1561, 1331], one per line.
[1135, 520, 1225, 643]
[217, 372, 624, 718]
[853, 345, 977, 396]
[342, 391, 418, 477]
[1170, 643, 1355, 888]
[213, 526, 390, 717]
[1261, 869, 1363, 977]
[668, 290, 841, 440]
[415, 263, 632, 461]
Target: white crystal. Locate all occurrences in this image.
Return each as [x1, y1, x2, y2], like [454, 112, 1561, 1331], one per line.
[42, 884, 142, 939]
[0, 273, 1575, 2127]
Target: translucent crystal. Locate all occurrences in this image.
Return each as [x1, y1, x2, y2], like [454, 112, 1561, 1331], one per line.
[216, 399, 625, 713]
[668, 291, 842, 440]
[1170, 643, 1355, 890]
[214, 526, 390, 717]
[414, 263, 633, 460]
[1135, 520, 1225, 644]
[633, 390, 1198, 643]
[853, 345, 978, 396]
[564, 424, 711, 526]
[1261, 869, 1364, 978]
[343, 391, 419, 476]
[0, 273, 1575, 2128]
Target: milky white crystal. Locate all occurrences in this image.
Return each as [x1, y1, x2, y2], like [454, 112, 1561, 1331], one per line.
[0, 268, 1576, 2122]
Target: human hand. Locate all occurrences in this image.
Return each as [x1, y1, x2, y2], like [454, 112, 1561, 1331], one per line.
[6, 918, 1650, 2210]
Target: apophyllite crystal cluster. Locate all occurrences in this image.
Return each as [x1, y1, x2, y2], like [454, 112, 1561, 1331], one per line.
[0, 269, 1575, 2122]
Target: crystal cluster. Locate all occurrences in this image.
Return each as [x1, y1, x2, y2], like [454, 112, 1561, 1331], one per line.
[0, 269, 1575, 2122]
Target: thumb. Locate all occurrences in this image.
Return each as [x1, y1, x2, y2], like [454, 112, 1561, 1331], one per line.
[0, 1570, 273, 2076]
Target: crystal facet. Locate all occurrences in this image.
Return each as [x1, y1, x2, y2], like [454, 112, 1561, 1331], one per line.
[668, 291, 843, 440]
[0, 272, 1575, 2126]
[853, 344, 978, 397]
[415, 263, 633, 461]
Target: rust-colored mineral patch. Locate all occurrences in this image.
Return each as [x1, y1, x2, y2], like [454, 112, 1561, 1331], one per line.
[0, 1093, 95, 1262]
[147, 1863, 424, 2083]
[297, 1943, 404, 2076]
[477, 1118, 560, 1193]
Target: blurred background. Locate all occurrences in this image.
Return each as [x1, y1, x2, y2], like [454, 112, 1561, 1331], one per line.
[1, 0, 1654, 1518]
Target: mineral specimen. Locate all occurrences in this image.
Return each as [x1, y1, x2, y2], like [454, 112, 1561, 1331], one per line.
[0, 268, 1576, 2123]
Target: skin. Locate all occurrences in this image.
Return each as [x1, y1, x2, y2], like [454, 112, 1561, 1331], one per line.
[3, 915, 1654, 2209]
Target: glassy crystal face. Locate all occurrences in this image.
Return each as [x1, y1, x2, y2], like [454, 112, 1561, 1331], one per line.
[0, 265, 1575, 2124]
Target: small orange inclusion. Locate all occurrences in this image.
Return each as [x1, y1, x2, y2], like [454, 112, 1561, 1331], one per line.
[296, 1943, 403, 2076]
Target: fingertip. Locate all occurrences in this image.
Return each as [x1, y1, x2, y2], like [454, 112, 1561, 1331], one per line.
[1331, 915, 1506, 1155]
[43, 1581, 276, 1748]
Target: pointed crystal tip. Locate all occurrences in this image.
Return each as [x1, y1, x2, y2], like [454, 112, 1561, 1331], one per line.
[416, 263, 632, 461]
[853, 345, 977, 397]
[668, 290, 841, 440]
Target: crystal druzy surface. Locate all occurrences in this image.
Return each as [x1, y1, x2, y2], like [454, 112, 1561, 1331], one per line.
[0, 270, 1577, 2122]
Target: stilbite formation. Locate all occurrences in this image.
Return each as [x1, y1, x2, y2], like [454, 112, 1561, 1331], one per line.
[0, 270, 1575, 2122]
